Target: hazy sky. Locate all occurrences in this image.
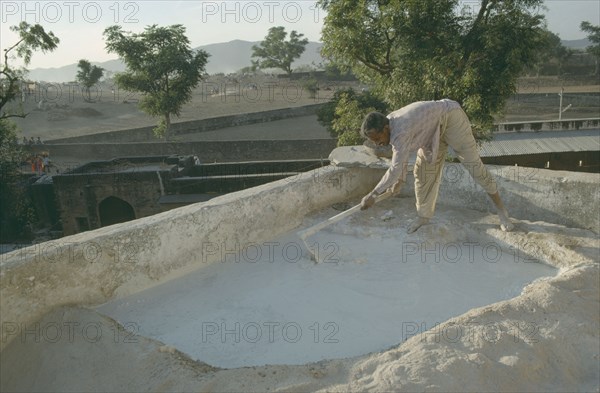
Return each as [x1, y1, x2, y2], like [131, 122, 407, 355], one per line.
[1, 0, 598, 70]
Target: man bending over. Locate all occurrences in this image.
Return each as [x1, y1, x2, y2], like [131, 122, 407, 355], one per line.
[360, 99, 514, 233]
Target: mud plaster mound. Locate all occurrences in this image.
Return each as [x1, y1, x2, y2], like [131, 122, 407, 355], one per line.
[1, 201, 598, 392]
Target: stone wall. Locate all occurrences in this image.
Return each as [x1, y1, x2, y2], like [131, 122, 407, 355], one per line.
[29, 139, 338, 163]
[53, 170, 174, 235]
[46, 104, 326, 144]
[51, 158, 330, 235]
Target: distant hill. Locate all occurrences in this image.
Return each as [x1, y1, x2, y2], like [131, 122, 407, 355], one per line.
[25, 37, 597, 82]
[199, 39, 324, 74]
[562, 38, 592, 49]
[25, 59, 128, 84]
[26, 40, 325, 83]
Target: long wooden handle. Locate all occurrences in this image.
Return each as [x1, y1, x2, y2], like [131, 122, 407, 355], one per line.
[297, 190, 393, 239]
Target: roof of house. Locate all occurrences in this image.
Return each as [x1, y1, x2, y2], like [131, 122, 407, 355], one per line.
[479, 130, 599, 157]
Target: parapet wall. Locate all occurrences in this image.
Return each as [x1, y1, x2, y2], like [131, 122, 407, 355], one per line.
[0, 165, 380, 351]
[1, 163, 598, 351]
[400, 164, 599, 234]
[330, 146, 599, 233]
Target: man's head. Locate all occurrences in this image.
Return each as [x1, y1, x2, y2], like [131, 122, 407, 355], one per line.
[361, 112, 390, 146]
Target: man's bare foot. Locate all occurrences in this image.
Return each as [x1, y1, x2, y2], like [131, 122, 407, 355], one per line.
[408, 217, 430, 233]
[498, 210, 514, 232]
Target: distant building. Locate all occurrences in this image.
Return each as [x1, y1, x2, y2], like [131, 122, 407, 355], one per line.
[34, 156, 327, 235]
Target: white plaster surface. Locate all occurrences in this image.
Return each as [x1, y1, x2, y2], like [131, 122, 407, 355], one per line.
[329, 145, 394, 169]
[0, 166, 378, 352]
[1, 164, 598, 392]
[96, 200, 557, 369]
[330, 146, 600, 233]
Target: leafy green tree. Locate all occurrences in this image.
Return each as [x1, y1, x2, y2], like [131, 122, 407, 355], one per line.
[581, 21, 600, 75]
[527, 30, 573, 77]
[317, 88, 388, 145]
[251, 26, 309, 75]
[103, 24, 209, 139]
[319, 0, 547, 139]
[0, 23, 58, 241]
[323, 62, 356, 81]
[0, 22, 59, 120]
[238, 65, 257, 74]
[0, 119, 36, 242]
[301, 77, 319, 99]
[76, 59, 104, 102]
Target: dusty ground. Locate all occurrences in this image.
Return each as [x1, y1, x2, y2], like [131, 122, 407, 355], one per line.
[7, 74, 599, 141]
[501, 76, 600, 121]
[9, 74, 348, 140]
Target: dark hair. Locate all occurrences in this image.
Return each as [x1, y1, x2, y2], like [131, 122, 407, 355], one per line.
[360, 112, 389, 138]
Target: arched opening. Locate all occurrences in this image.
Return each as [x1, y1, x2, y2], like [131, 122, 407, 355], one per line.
[98, 196, 135, 227]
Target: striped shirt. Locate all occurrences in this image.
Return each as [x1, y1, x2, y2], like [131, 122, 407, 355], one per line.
[373, 99, 462, 194]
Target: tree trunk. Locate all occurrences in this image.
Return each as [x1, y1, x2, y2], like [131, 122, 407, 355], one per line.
[164, 113, 171, 141]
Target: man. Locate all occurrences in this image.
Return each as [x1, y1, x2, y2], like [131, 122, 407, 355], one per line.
[360, 99, 514, 233]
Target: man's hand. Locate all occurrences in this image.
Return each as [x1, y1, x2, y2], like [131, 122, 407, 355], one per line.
[360, 193, 376, 210]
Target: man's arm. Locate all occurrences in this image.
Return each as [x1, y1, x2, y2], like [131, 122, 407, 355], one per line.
[361, 148, 408, 210]
[373, 147, 409, 194]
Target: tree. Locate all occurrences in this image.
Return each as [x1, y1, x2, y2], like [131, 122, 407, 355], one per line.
[103, 24, 209, 139]
[251, 27, 309, 75]
[317, 88, 388, 145]
[581, 21, 600, 75]
[76, 59, 104, 102]
[0, 23, 58, 241]
[0, 119, 36, 242]
[1, 22, 59, 120]
[319, 0, 547, 140]
[529, 30, 574, 77]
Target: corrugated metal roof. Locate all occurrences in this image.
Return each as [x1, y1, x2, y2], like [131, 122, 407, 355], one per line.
[479, 135, 600, 157]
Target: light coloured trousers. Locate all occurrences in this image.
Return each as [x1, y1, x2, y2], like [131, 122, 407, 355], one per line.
[413, 108, 498, 219]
